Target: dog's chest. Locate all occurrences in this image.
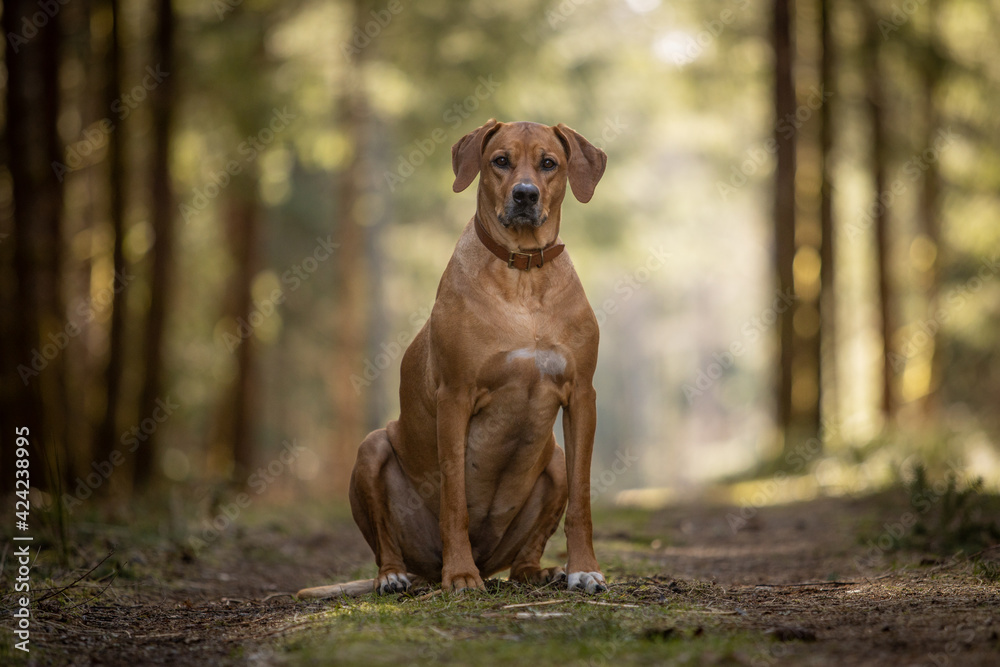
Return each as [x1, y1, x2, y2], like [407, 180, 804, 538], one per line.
[505, 347, 567, 378]
[467, 338, 573, 471]
[471, 292, 581, 392]
[473, 308, 576, 393]
[462, 285, 586, 458]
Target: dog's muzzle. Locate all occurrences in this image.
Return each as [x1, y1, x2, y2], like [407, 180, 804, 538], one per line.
[502, 182, 545, 227]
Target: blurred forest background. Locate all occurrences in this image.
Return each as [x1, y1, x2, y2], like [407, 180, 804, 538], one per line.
[2, 0, 999, 518]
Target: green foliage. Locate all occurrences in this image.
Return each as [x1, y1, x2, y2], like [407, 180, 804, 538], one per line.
[972, 558, 1000, 583]
[904, 463, 1000, 555]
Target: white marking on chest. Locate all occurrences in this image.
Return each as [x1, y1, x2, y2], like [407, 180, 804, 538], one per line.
[507, 347, 567, 377]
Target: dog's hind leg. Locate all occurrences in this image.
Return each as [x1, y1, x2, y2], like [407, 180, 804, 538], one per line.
[350, 426, 441, 593]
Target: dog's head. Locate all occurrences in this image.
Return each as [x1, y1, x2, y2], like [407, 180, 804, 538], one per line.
[452, 120, 606, 230]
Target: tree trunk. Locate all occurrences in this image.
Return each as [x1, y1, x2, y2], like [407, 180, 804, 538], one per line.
[2, 0, 70, 500]
[864, 6, 897, 422]
[324, 0, 373, 496]
[58, 0, 99, 501]
[134, 0, 176, 488]
[773, 0, 797, 448]
[364, 116, 392, 434]
[327, 84, 370, 495]
[916, 0, 943, 419]
[818, 0, 838, 435]
[227, 194, 260, 480]
[94, 0, 128, 474]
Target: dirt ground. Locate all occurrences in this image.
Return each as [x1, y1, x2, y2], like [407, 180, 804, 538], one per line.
[3, 493, 998, 666]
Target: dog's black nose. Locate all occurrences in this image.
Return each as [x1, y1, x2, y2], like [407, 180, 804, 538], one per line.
[512, 183, 539, 206]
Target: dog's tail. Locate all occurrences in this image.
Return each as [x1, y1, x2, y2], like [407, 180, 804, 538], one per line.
[297, 572, 424, 599]
[296, 579, 378, 599]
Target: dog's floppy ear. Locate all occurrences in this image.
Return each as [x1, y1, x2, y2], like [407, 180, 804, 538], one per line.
[452, 119, 502, 193]
[553, 124, 607, 203]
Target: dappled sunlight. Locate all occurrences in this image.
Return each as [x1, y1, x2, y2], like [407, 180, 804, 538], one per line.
[4, 0, 998, 664]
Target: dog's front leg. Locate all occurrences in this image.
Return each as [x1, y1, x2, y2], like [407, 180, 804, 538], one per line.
[562, 383, 607, 593]
[436, 389, 485, 592]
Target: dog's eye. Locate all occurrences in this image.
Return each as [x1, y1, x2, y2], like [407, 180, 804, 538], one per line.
[493, 156, 509, 168]
[541, 158, 557, 170]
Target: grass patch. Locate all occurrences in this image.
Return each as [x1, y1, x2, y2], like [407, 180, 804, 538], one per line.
[903, 464, 1000, 554]
[972, 558, 1000, 583]
[855, 462, 1000, 566]
[280, 580, 772, 666]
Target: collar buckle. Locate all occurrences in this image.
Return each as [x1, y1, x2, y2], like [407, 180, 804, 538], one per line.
[508, 250, 536, 270]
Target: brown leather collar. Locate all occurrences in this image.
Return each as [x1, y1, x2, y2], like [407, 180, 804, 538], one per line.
[474, 215, 565, 270]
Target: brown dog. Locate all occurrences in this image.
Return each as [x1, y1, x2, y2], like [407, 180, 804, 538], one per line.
[298, 119, 607, 598]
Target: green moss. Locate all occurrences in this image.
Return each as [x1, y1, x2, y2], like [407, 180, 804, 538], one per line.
[280, 591, 774, 666]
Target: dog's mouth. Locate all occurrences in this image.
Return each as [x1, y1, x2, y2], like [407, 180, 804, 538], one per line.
[500, 203, 546, 228]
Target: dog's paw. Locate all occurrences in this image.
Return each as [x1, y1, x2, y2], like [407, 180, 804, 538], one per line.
[548, 567, 568, 584]
[376, 572, 412, 595]
[442, 571, 485, 593]
[511, 566, 566, 586]
[567, 571, 607, 594]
